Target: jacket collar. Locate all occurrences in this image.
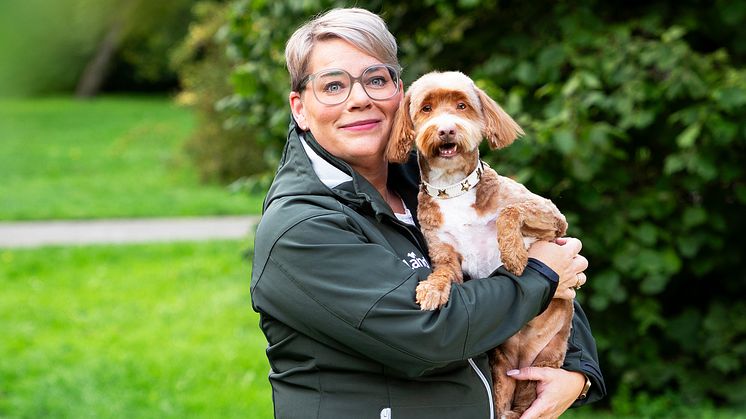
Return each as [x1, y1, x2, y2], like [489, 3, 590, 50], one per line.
[263, 120, 421, 223]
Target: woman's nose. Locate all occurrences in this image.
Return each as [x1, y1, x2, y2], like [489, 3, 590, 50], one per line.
[346, 81, 371, 108]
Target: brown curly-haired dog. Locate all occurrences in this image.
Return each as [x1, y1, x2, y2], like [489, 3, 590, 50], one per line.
[387, 71, 574, 419]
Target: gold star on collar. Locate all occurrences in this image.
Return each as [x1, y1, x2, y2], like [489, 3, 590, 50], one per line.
[461, 180, 471, 191]
[438, 189, 449, 198]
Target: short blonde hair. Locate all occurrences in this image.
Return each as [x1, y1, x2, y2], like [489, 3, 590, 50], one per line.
[285, 8, 400, 92]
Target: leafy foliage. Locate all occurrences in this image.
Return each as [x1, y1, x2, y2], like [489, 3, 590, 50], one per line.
[466, 11, 746, 409]
[196, 0, 746, 412]
[172, 1, 271, 183]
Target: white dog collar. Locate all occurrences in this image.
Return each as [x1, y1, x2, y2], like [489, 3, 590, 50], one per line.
[421, 161, 485, 199]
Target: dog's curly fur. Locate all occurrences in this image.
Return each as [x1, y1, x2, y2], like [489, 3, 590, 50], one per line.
[387, 71, 574, 418]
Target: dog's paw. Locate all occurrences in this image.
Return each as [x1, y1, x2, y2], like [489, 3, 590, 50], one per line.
[502, 253, 527, 276]
[416, 280, 450, 310]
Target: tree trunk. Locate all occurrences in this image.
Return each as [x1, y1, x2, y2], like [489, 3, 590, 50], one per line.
[75, 16, 125, 98]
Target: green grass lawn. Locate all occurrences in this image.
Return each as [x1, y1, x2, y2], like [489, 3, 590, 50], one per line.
[0, 240, 273, 418]
[4, 241, 745, 418]
[0, 96, 264, 221]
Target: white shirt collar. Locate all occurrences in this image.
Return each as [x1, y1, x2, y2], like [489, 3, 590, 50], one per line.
[300, 137, 353, 189]
[394, 205, 415, 225]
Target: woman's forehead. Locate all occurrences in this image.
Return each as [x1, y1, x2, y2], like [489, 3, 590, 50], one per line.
[307, 38, 383, 75]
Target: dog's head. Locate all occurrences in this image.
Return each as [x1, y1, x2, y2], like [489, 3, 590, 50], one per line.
[386, 71, 524, 167]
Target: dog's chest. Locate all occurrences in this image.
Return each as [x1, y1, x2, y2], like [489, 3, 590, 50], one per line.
[433, 192, 502, 279]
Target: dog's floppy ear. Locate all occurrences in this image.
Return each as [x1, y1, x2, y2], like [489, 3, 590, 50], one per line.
[386, 93, 416, 163]
[476, 86, 524, 149]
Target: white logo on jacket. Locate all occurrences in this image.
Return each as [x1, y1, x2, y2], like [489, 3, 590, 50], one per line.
[402, 251, 431, 269]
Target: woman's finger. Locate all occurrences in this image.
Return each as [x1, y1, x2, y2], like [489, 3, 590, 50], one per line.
[557, 237, 582, 254]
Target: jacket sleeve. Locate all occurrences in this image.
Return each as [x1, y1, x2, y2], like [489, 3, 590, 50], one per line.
[251, 209, 554, 378]
[563, 300, 607, 405]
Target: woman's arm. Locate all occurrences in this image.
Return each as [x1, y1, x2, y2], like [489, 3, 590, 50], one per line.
[251, 209, 556, 377]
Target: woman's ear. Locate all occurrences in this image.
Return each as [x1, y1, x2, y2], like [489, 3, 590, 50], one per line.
[476, 86, 524, 149]
[289, 92, 308, 131]
[386, 93, 415, 163]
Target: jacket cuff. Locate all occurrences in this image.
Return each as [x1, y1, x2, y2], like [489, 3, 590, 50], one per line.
[525, 258, 558, 312]
[526, 258, 559, 283]
[563, 301, 607, 406]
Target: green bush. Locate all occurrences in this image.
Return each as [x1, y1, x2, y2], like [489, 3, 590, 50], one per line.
[470, 13, 746, 409]
[213, 0, 746, 413]
[172, 1, 269, 183]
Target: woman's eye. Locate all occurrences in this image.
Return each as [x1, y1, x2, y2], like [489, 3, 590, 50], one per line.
[421, 105, 432, 113]
[367, 77, 387, 88]
[457, 102, 466, 110]
[323, 82, 345, 93]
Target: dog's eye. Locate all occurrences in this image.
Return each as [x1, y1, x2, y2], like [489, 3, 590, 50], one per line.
[421, 105, 432, 113]
[457, 102, 467, 110]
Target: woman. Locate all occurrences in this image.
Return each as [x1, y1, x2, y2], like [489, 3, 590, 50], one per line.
[251, 8, 605, 418]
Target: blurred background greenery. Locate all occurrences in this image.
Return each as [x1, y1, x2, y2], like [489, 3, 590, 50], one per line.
[1, 0, 745, 417]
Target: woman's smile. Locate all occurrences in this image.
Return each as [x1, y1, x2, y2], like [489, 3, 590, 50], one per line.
[340, 118, 381, 131]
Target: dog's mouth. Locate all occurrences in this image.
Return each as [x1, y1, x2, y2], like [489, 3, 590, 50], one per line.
[438, 142, 459, 158]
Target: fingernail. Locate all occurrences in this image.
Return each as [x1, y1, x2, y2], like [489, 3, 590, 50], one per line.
[507, 369, 520, 376]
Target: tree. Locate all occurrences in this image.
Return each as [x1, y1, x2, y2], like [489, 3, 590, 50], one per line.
[75, 0, 136, 97]
[0, 0, 198, 97]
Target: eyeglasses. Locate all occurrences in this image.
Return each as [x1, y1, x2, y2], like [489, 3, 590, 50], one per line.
[299, 64, 400, 106]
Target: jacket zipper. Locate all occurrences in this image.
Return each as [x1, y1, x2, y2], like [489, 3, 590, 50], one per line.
[468, 358, 494, 419]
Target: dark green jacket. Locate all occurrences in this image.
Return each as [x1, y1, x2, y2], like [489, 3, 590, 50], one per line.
[251, 122, 605, 418]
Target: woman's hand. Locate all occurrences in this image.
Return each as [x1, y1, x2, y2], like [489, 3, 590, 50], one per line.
[507, 367, 586, 419]
[527, 237, 588, 300]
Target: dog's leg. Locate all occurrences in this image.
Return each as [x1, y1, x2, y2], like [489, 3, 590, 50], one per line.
[509, 373, 536, 416]
[416, 241, 462, 310]
[496, 202, 567, 275]
[511, 300, 574, 416]
[510, 333, 569, 416]
[496, 205, 528, 275]
[492, 338, 521, 419]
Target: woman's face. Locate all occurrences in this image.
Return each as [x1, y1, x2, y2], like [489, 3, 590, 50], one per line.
[289, 38, 402, 169]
